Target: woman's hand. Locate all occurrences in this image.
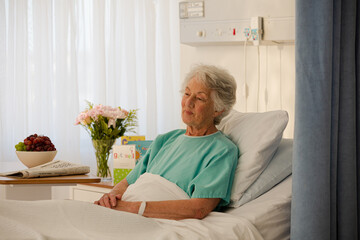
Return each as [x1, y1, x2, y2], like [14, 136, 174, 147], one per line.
[94, 192, 122, 208]
[94, 178, 129, 208]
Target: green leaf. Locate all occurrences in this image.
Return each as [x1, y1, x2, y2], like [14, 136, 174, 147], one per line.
[101, 120, 108, 132]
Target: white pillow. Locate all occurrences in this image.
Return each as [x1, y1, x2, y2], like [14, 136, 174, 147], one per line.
[234, 138, 293, 207]
[218, 109, 289, 206]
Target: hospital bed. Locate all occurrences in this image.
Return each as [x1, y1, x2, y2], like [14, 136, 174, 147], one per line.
[0, 110, 292, 239]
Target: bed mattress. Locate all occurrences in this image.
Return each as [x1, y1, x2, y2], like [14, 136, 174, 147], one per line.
[226, 175, 292, 240]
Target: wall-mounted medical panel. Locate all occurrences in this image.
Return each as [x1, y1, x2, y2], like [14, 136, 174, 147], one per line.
[179, 0, 295, 46]
[180, 19, 250, 46]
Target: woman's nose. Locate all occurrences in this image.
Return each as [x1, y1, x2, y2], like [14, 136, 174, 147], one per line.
[185, 95, 195, 108]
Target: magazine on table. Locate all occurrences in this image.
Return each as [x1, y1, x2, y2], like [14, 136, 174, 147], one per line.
[0, 160, 90, 179]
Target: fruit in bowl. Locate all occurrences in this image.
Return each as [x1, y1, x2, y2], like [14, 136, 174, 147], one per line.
[15, 134, 57, 168]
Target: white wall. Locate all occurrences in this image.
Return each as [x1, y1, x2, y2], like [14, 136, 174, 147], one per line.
[180, 44, 295, 138]
[179, 0, 295, 138]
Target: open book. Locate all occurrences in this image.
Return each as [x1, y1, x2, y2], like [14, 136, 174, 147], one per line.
[0, 160, 90, 178]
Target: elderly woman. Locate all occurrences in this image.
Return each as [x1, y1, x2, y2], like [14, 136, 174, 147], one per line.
[95, 64, 238, 220]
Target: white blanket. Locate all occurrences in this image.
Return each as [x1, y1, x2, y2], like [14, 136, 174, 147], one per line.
[0, 173, 263, 240]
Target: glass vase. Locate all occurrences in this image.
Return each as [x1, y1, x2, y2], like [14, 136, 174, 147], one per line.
[92, 139, 116, 182]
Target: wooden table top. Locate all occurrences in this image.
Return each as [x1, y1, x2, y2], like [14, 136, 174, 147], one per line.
[0, 174, 101, 185]
[79, 181, 114, 189]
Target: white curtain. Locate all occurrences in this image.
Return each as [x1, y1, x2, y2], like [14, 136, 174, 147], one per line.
[0, 0, 181, 171]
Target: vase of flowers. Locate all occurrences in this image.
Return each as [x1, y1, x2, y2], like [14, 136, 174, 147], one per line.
[91, 139, 116, 181]
[75, 102, 137, 181]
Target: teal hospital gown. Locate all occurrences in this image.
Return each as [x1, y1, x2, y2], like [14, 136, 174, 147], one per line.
[126, 129, 239, 207]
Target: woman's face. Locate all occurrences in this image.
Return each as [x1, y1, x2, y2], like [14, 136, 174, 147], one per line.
[181, 77, 217, 130]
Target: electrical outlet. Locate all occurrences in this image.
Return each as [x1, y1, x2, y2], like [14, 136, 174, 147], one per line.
[251, 17, 263, 45]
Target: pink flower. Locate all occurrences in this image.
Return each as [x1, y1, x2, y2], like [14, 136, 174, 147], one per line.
[75, 111, 91, 125]
[108, 118, 116, 128]
[87, 105, 105, 121]
[122, 109, 129, 116]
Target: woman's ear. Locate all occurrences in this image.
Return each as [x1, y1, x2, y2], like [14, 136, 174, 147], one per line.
[213, 109, 224, 118]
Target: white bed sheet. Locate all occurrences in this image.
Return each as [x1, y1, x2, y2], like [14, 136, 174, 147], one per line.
[0, 173, 264, 240]
[225, 175, 292, 240]
[0, 174, 290, 240]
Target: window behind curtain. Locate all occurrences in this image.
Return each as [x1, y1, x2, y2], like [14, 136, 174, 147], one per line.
[0, 0, 181, 173]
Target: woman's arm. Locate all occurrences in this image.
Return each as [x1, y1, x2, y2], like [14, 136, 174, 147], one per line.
[113, 198, 221, 220]
[94, 178, 129, 208]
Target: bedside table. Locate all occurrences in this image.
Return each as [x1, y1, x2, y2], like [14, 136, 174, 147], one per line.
[71, 181, 114, 203]
[0, 175, 101, 201]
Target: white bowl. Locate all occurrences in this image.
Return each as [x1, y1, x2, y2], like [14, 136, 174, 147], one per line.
[15, 151, 57, 168]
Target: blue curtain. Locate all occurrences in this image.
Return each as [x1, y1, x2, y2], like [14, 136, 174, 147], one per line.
[292, 0, 359, 239]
